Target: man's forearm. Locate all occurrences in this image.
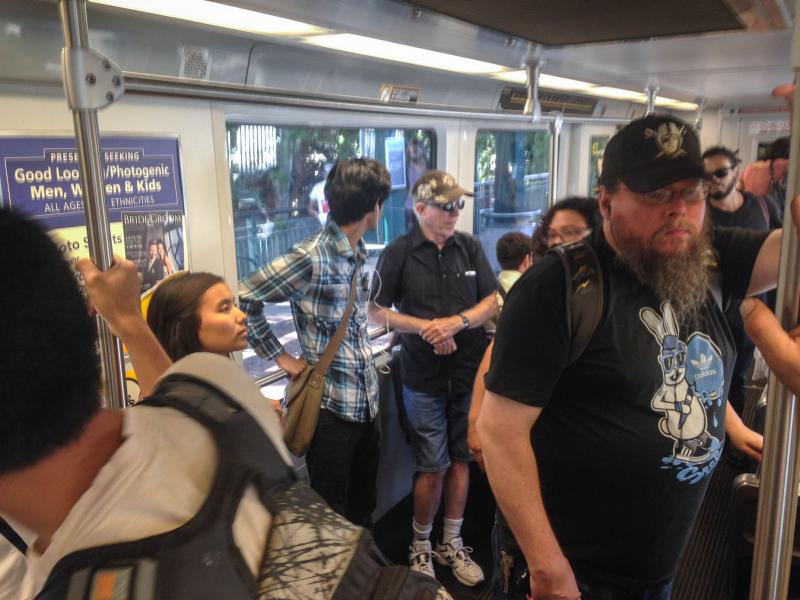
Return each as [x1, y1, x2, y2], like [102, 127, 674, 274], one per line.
[479, 394, 567, 574]
[368, 303, 429, 333]
[468, 342, 492, 429]
[116, 317, 172, 396]
[461, 293, 497, 328]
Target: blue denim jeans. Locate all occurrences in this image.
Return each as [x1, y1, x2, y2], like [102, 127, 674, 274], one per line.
[402, 386, 471, 473]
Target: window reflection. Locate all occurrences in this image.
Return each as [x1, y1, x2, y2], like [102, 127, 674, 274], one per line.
[473, 130, 550, 272]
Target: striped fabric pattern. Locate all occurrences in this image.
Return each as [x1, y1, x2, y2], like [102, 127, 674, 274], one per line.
[238, 222, 378, 423]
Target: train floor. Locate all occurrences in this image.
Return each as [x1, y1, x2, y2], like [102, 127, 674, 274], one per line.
[374, 380, 765, 600]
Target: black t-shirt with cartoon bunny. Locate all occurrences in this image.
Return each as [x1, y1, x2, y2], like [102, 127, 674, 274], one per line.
[485, 225, 769, 586]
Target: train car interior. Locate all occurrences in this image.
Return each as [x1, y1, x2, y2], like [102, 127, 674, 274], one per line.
[0, 0, 797, 598]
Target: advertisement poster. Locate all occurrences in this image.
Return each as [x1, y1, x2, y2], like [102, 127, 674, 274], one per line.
[384, 137, 406, 190]
[123, 211, 185, 292]
[588, 135, 609, 197]
[0, 136, 186, 291]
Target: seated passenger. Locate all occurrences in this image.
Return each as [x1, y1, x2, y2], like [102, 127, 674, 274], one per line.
[0, 209, 449, 600]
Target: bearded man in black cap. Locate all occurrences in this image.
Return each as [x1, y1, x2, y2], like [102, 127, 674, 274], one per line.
[478, 115, 782, 600]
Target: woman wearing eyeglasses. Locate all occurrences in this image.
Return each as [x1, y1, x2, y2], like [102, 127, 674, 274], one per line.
[530, 195, 600, 260]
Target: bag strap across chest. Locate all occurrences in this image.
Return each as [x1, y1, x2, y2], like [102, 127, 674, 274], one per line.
[36, 374, 295, 600]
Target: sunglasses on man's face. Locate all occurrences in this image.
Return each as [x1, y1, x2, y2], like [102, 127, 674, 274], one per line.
[428, 198, 466, 212]
[708, 167, 732, 179]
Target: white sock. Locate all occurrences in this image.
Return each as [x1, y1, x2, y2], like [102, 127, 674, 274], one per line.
[412, 518, 433, 543]
[443, 517, 463, 543]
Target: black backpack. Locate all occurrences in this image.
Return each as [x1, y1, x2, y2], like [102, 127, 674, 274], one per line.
[35, 355, 452, 600]
[548, 238, 726, 362]
[548, 240, 605, 363]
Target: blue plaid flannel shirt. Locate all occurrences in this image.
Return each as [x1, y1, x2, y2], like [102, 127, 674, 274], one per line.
[238, 221, 378, 423]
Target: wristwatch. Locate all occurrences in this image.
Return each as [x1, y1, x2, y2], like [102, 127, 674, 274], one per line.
[458, 313, 470, 330]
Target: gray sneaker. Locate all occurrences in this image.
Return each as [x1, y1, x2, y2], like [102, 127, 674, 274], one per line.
[435, 536, 485, 587]
[409, 539, 438, 580]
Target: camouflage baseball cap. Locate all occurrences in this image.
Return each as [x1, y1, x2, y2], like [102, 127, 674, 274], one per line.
[412, 170, 473, 204]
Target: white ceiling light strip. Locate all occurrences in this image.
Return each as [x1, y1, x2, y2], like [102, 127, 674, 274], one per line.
[304, 33, 507, 75]
[493, 70, 697, 110]
[89, 0, 697, 110]
[90, 0, 326, 36]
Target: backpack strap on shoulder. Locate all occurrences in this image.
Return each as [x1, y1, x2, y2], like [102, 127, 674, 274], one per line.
[705, 248, 726, 312]
[755, 194, 771, 229]
[548, 240, 604, 364]
[496, 278, 508, 302]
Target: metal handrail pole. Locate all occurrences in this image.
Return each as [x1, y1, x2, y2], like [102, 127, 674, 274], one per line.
[547, 112, 563, 209]
[749, 6, 800, 595]
[645, 85, 660, 115]
[58, 0, 127, 409]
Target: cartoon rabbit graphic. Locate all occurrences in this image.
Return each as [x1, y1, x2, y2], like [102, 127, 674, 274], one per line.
[640, 301, 716, 464]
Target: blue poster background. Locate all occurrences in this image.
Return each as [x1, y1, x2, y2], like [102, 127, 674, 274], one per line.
[0, 136, 184, 230]
[385, 137, 406, 190]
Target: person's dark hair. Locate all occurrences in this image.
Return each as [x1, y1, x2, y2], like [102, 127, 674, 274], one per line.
[701, 145, 740, 167]
[496, 231, 532, 270]
[531, 196, 600, 259]
[768, 137, 790, 161]
[325, 158, 391, 226]
[146, 272, 225, 361]
[0, 209, 100, 474]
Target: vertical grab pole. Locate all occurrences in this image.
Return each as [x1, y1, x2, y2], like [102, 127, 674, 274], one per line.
[58, 0, 127, 409]
[749, 5, 800, 597]
[524, 59, 542, 122]
[645, 85, 660, 115]
[547, 112, 563, 210]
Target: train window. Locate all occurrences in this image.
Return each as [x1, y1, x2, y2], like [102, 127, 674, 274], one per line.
[226, 123, 435, 381]
[473, 130, 550, 271]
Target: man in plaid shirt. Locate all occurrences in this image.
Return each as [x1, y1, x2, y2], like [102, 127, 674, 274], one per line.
[238, 158, 391, 528]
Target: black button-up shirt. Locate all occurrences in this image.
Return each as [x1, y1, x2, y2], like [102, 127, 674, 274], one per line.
[372, 227, 496, 395]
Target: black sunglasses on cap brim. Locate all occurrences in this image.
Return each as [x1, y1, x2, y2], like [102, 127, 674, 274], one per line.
[427, 198, 466, 212]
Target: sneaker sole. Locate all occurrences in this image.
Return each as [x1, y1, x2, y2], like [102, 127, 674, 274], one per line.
[450, 568, 484, 588]
[434, 556, 484, 587]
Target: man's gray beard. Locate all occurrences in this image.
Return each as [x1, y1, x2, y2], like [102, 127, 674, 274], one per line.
[614, 225, 711, 327]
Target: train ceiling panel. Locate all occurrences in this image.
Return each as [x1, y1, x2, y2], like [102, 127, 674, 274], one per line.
[403, 0, 788, 46]
[0, 0, 792, 110]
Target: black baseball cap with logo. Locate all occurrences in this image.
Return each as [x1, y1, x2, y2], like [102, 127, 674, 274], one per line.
[599, 114, 708, 193]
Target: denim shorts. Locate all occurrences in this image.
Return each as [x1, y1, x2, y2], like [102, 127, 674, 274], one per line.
[402, 385, 471, 472]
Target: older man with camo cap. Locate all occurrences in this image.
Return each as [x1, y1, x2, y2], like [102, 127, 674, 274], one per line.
[369, 170, 497, 586]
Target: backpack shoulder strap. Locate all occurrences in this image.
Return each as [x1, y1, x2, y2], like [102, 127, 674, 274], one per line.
[0, 518, 25, 555]
[37, 357, 296, 600]
[496, 278, 508, 301]
[755, 194, 770, 229]
[705, 248, 726, 313]
[548, 240, 604, 364]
